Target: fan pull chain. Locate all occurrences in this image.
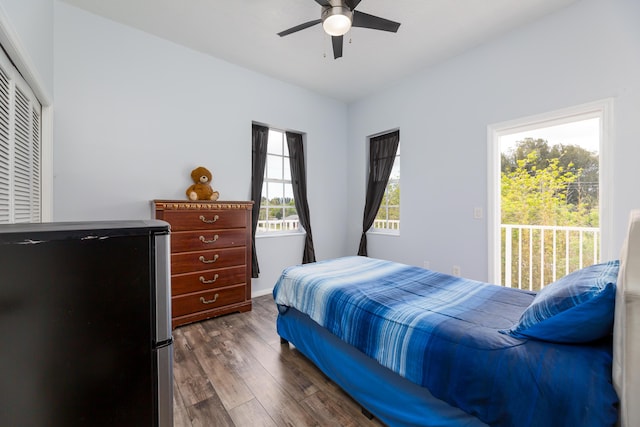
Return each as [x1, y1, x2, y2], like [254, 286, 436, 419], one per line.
[323, 33, 327, 58]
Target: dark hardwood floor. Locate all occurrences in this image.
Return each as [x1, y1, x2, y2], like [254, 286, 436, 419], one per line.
[172, 294, 385, 427]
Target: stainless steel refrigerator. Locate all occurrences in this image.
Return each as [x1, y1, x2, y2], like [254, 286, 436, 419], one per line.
[0, 220, 173, 426]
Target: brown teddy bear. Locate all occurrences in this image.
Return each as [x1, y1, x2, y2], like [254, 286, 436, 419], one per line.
[186, 166, 219, 201]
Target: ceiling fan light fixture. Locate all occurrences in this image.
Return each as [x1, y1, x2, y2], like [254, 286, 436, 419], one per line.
[322, 6, 353, 36]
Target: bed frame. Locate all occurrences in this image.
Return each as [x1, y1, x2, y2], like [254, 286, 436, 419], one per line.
[278, 307, 487, 426]
[278, 210, 640, 426]
[613, 210, 640, 427]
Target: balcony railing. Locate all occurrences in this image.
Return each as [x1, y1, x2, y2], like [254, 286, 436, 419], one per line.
[373, 219, 400, 231]
[257, 219, 300, 233]
[501, 224, 599, 291]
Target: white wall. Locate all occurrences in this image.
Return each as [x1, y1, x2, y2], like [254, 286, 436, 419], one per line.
[10, 0, 639, 295]
[347, 0, 640, 281]
[53, 2, 349, 295]
[0, 0, 54, 100]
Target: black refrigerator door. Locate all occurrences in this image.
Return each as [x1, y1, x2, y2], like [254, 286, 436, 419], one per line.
[0, 229, 162, 427]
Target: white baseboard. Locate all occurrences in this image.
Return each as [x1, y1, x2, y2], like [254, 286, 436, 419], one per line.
[251, 287, 274, 299]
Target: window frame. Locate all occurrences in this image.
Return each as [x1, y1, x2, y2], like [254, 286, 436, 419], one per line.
[487, 99, 614, 284]
[256, 128, 302, 237]
[370, 139, 400, 236]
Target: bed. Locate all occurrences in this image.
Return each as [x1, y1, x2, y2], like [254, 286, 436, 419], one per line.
[273, 210, 640, 427]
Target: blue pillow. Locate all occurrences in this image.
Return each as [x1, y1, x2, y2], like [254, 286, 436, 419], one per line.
[502, 260, 619, 343]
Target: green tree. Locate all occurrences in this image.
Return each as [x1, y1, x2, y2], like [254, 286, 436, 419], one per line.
[376, 181, 400, 222]
[285, 197, 297, 218]
[502, 138, 553, 172]
[501, 140, 599, 290]
[501, 151, 579, 226]
[554, 144, 599, 209]
[502, 138, 599, 216]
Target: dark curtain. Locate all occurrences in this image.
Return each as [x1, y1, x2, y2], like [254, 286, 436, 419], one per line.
[286, 131, 316, 264]
[358, 130, 400, 256]
[251, 124, 269, 277]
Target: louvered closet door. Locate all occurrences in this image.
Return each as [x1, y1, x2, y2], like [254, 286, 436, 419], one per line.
[0, 64, 10, 223]
[0, 46, 42, 224]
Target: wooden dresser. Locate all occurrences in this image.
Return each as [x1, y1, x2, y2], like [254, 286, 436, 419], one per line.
[152, 200, 253, 328]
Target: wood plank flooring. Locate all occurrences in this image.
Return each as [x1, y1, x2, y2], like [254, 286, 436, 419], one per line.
[172, 295, 385, 427]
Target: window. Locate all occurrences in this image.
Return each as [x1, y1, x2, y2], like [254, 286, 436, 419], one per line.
[373, 143, 400, 233]
[488, 100, 612, 289]
[0, 46, 42, 224]
[258, 129, 299, 233]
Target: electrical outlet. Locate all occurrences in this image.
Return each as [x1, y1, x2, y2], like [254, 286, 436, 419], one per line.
[423, 260, 430, 269]
[452, 265, 461, 276]
[473, 207, 483, 219]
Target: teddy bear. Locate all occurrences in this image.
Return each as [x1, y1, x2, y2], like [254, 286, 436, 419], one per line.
[186, 166, 220, 201]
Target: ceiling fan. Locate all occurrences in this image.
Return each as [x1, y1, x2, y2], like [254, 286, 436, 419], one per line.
[277, 0, 401, 59]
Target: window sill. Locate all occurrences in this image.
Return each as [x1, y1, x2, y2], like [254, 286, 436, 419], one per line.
[256, 231, 306, 239]
[368, 230, 400, 237]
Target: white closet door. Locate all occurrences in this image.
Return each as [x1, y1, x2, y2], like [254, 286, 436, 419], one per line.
[0, 64, 10, 223]
[0, 46, 42, 224]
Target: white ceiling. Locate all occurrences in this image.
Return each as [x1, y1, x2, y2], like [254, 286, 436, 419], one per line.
[60, 0, 579, 103]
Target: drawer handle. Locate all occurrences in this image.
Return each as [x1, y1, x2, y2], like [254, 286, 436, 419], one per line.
[199, 235, 219, 244]
[199, 274, 219, 284]
[199, 254, 219, 264]
[199, 214, 219, 224]
[200, 294, 219, 304]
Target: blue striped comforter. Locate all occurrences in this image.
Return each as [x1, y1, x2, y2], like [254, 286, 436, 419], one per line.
[273, 256, 618, 427]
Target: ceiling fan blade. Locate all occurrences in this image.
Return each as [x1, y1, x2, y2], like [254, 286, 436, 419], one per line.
[332, 35, 343, 59]
[277, 19, 322, 37]
[314, 0, 331, 6]
[344, 0, 362, 10]
[352, 10, 401, 33]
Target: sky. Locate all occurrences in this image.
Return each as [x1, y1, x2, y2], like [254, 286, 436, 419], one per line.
[500, 117, 600, 154]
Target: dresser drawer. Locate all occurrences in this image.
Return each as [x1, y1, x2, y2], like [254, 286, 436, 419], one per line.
[171, 246, 246, 274]
[153, 200, 253, 328]
[171, 265, 246, 296]
[162, 210, 247, 231]
[172, 285, 246, 318]
[171, 229, 247, 253]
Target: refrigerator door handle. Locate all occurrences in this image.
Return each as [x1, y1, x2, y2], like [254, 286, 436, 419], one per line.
[154, 337, 173, 349]
[154, 232, 172, 342]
